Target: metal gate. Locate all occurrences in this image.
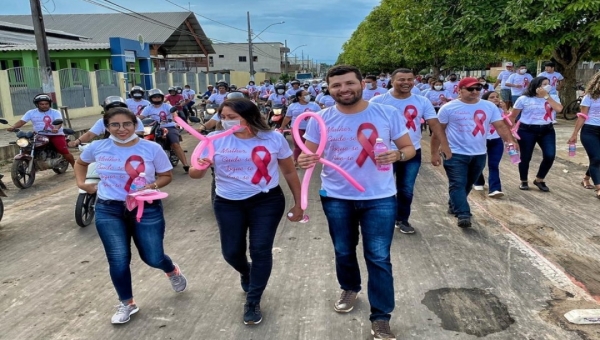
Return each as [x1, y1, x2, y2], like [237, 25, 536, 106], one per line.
[7, 67, 43, 116]
[95, 70, 120, 102]
[185, 72, 197, 92]
[126, 73, 151, 96]
[198, 72, 207, 94]
[58, 68, 92, 109]
[171, 72, 185, 87]
[155, 71, 169, 93]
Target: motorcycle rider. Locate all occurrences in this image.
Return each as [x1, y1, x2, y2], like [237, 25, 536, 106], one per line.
[8, 93, 75, 168]
[308, 79, 321, 98]
[267, 84, 288, 107]
[165, 86, 186, 121]
[203, 84, 215, 98]
[258, 79, 274, 101]
[139, 89, 190, 173]
[315, 82, 328, 103]
[229, 84, 238, 92]
[207, 82, 229, 105]
[182, 84, 196, 117]
[69, 97, 145, 148]
[126, 86, 150, 116]
[286, 80, 301, 99]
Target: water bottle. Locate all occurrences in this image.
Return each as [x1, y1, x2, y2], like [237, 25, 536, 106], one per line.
[569, 143, 576, 157]
[373, 138, 391, 171]
[506, 143, 521, 164]
[130, 172, 147, 191]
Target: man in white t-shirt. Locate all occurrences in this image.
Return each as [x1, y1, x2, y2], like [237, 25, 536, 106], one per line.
[378, 73, 389, 88]
[370, 68, 451, 234]
[258, 80, 274, 101]
[207, 82, 229, 105]
[182, 84, 196, 117]
[298, 65, 416, 340]
[494, 62, 514, 107]
[126, 86, 150, 116]
[362, 75, 388, 100]
[505, 65, 533, 105]
[431, 77, 517, 228]
[537, 61, 564, 95]
[443, 73, 460, 100]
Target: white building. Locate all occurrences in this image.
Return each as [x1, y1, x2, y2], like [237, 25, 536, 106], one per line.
[208, 42, 287, 74]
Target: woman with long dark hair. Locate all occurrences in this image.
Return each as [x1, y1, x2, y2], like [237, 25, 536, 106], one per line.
[280, 89, 321, 164]
[511, 76, 563, 191]
[568, 72, 600, 198]
[189, 98, 303, 325]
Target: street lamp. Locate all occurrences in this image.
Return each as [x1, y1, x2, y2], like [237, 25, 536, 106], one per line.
[285, 44, 307, 74]
[247, 11, 285, 81]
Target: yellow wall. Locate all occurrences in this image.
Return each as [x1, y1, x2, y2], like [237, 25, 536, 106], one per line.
[230, 71, 267, 88]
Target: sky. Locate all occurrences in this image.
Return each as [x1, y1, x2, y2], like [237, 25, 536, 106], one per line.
[7, 0, 380, 65]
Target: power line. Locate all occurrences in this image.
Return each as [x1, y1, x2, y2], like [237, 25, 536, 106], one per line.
[162, 0, 247, 33]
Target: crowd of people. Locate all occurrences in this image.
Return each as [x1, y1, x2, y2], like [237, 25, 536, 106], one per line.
[13, 59, 600, 340]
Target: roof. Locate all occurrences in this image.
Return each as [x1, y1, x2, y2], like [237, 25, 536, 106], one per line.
[0, 12, 214, 55]
[0, 43, 110, 51]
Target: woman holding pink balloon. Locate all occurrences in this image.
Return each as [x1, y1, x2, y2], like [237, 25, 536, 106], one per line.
[280, 89, 321, 165]
[188, 98, 303, 326]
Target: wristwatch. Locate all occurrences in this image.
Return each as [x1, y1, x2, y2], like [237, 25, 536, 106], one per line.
[398, 150, 405, 161]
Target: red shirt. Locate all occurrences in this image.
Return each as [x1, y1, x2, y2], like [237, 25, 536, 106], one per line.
[165, 94, 184, 109]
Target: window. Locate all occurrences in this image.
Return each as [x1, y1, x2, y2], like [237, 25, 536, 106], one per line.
[70, 62, 77, 69]
[13, 60, 21, 68]
[218, 55, 224, 58]
[0, 60, 7, 70]
[50, 61, 57, 71]
[253, 56, 258, 62]
[93, 63, 100, 71]
[239, 56, 247, 62]
[209, 56, 214, 67]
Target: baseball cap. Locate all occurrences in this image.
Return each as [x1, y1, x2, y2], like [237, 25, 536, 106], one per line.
[505, 62, 513, 67]
[458, 77, 480, 89]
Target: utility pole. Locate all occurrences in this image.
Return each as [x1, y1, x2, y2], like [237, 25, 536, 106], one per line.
[247, 11, 255, 81]
[301, 50, 304, 71]
[284, 40, 288, 75]
[30, 0, 55, 100]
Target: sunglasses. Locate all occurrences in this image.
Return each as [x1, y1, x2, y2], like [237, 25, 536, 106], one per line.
[464, 86, 483, 92]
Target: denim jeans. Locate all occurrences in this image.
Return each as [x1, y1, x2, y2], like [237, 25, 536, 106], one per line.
[213, 186, 285, 303]
[474, 138, 504, 192]
[95, 199, 175, 302]
[580, 124, 600, 185]
[511, 95, 521, 106]
[393, 149, 422, 222]
[443, 153, 486, 218]
[517, 123, 556, 181]
[320, 195, 396, 321]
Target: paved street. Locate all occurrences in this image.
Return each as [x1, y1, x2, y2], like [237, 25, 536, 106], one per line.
[1, 119, 600, 340]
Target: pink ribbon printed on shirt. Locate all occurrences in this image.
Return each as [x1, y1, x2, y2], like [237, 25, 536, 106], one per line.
[43, 115, 53, 130]
[404, 105, 418, 131]
[543, 102, 553, 121]
[124, 155, 145, 192]
[356, 122, 378, 167]
[472, 110, 487, 137]
[250, 146, 272, 185]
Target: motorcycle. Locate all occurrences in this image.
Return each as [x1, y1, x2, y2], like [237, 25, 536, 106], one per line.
[0, 174, 8, 222]
[0, 118, 74, 189]
[75, 143, 99, 227]
[142, 118, 181, 167]
[269, 104, 288, 130]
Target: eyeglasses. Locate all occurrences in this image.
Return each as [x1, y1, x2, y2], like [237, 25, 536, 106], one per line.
[464, 86, 483, 92]
[107, 121, 135, 129]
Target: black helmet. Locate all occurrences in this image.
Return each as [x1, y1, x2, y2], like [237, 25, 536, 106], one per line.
[33, 93, 52, 106]
[216, 81, 228, 90]
[226, 91, 245, 100]
[291, 80, 300, 86]
[103, 96, 128, 111]
[148, 88, 164, 101]
[130, 86, 145, 99]
[229, 84, 237, 91]
[275, 84, 286, 92]
[175, 86, 183, 94]
[168, 86, 177, 94]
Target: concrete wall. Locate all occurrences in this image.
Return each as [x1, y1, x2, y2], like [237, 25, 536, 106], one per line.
[210, 43, 283, 74]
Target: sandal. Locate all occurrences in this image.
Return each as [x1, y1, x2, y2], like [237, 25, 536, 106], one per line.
[582, 179, 595, 189]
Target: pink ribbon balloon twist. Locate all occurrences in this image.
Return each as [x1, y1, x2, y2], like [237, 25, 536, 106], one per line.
[126, 190, 169, 222]
[577, 112, 589, 120]
[511, 121, 521, 140]
[502, 111, 513, 127]
[292, 111, 365, 211]
[174, 116, 245, 170]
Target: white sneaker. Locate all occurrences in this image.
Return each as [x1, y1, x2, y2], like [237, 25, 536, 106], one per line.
[488, 190, 505, 198]
[111, 302, 139, 324]
[473, 185, 484, 191]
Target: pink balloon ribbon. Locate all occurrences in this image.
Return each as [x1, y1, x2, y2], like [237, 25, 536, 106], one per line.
[292, 111, 365, 211]
[126, 190, 169, 222]
[511, 121, 521, 140]
[174, 116, 245, 170]
[577, 112, 589, 120]
[502, 111, 513, 127]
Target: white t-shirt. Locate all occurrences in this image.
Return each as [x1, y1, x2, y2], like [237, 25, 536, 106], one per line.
[507, 73, 533, 96]
[268, 93, 287, 106]
[286, 88, 301, 98]
[513, 96, 558, 125]
[378, 78, 389, 88]
[315, 92, 325, 103]
[286, 102, 321, 130]
[89, 117, 144, 136]
[126, 98, 151, 115]
[423, 89, 452, 108]
[497, 70, 514, 90]
[537, 71, 564, 94]
[487, 106, 504, 140]
[437, 99, 502, 155]
[410, 87, 421, 95]
[308, 85, 321, 97]
[140, 103, 176, 128]
[443, 81, 460, 99]
[208, 92, 228, 105]
[80, 139, 173, 201]
[319, 95, 336, 108]
[203, 130, 293, 200]
[370, 93, 437, 150]
[259, 85, 274, 97]
[247, 85, 258, 94]
[362, 87, 388, 100]
[303, 103, 408, 200]
[21, 108, 64, 135]
[581, 94, 600, 127]
[182, 89, 196, 101]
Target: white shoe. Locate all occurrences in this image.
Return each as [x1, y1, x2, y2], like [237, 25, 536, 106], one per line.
[111, 302, 139, 324]
[473, 185, 484, 191]
[488, 190, 504, 198]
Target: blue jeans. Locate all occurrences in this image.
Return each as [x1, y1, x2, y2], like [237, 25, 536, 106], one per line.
[517, 123, 556, 181]
[393, 149, 422, 222]
[475, 138, 504, 192]
[320, 195, 396, 321]
[213, 186, 285, 303]
[443, 153, 486, 218]
[581, 124, 600, 185]
[511, 95, 521, 105]
[95, 199, 175, 302]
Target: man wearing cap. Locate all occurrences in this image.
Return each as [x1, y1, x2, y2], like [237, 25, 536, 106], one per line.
[537, 61, 563, 95]
[431, 77, 517, 228]
[494, 62, 515, 107]
[443, 74, 460, 100]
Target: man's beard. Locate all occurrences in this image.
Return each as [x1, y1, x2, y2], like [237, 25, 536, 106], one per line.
[333, 90, 361, 106]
